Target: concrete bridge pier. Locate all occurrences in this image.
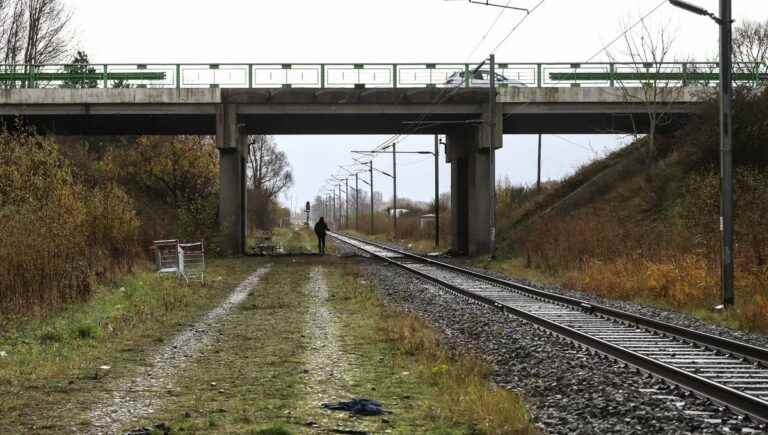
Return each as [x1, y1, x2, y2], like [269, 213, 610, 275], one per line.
[216, 103, 247, 256]
[445, 109, 503, 256]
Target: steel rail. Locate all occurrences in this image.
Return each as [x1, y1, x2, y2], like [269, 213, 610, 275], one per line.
[328, 231, 768, 423]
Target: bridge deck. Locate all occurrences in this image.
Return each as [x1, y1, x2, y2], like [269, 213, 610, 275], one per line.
[0, 87, 701, 135]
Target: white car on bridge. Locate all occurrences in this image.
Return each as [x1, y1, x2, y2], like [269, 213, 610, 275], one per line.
[445, 70, 526, 87]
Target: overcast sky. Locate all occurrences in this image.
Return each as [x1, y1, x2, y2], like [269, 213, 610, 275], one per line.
[64, 0, 768, 210]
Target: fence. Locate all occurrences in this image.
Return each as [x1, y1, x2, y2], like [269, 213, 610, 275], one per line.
[0, 62, 765, 89]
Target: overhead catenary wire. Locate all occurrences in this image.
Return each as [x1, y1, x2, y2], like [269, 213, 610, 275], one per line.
[551, 134, 598, 155]
[320, 0, 539, 198]
[465, 0, 515, 62]
[584, 0, 668, 63]
[492, 0, 547, 53]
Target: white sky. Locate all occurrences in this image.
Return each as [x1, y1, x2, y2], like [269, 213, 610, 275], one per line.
[63, 0, 768, 210]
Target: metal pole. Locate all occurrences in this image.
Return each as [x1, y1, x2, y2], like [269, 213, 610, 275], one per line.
[720, 0, 734, 307]
[345, 177, 349, 229]
[489, 54, 497, 259]
[392, 142, 398, 239]
[370, 161, 374, 234]
[355, 173, 360, 232]
[338, 184, 343, 228]
[537, 134, 542, 190]
[434, 134, 440, 248]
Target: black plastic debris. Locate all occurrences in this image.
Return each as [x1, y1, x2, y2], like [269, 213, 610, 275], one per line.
[322, 398, 387, 416]
[123, 423, 170, 435]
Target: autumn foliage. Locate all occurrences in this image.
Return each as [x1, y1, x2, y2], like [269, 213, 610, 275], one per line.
[0, 129, 139, 312]
[497, 88, 768, 332]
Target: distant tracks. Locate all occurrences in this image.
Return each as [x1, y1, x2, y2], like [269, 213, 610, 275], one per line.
[329, 232, 768, 423]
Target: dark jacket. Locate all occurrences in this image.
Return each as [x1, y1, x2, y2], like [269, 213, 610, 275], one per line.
[314, 219, 329, 237]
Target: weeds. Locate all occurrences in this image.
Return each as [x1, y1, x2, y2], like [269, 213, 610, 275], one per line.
[495, 156, 768, 333]
[0, 258, 258, 433]
[327, 265, 534, 435]
[0, 129, 140, 313]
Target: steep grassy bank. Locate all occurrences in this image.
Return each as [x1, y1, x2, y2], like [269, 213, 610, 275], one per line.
[495, 87, 768, 333]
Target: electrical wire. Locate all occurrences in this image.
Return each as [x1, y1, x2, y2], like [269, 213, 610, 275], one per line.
[466, 0, 514, 62]
[584, 0, 668, 63]
[551, 134, 597, 155]
[492, 0, 547, 53]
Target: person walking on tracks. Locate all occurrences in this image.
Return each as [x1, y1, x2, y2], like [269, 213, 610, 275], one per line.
[314, 217, 329, 255]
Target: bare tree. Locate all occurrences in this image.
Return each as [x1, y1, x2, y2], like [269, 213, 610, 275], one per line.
[23, 0, 71, 64]
[1, 0, 26, 65]
[733, 20, 768, 79]
[608, 17, 682, 169]
[246, 135, 293, 229]
[247, 135, 293, 199]
[0, 0, 72, 88]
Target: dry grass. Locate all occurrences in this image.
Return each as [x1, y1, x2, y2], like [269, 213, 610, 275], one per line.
[495, 160, 768, 334]
[379, 312, 532, 435]
[564, 255, 768, 332]
[327, 264, 534, 435]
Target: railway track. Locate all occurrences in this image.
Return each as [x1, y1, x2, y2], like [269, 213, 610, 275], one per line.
[329, 231, 768, 423]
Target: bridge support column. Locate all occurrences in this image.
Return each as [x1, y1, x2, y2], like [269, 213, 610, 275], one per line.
[217, 103, 247, 256]
[446, 108, 502, 256]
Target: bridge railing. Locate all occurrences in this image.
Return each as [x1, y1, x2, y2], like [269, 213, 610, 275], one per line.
[0, 62, 764, 89]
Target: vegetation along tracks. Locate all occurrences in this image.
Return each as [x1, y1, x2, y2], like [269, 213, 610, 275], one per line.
[328, 231, 768, 423]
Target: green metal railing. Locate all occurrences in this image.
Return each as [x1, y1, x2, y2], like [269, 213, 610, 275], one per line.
[0, 62, 765, 89]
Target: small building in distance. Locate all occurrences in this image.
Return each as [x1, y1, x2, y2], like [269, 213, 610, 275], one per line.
[419, 213, 437, 229]
[387, 208, 410, 217]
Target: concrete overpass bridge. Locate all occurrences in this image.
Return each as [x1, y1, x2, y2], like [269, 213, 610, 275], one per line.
[1, 61, 752, 255]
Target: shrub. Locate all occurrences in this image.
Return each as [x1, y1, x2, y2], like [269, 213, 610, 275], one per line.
[104, 135, 219, 249]
[0, 129, 139, 313]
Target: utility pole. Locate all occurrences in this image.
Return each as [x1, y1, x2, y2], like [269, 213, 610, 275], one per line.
[489, 53, 497, 259]
[345, 177, 349, 230]
[434, 134, 440, 248]
[669, 0, 734, 307]
[369, 161, 374, 234]
[331, 193, 336, 226]
[720, 0, 734, 307]
[338, 184, 343, 228]
[355, 173, 360, 232]
[392, 142, 398, 239]
[537, 134, 542, 190]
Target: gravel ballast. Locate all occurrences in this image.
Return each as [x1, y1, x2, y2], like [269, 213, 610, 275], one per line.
[333, 241, 767, 434]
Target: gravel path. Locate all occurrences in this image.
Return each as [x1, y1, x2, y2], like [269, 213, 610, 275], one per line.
[301, 267, 356, 417]
[88, 267, 271, 434]
[332, 241, 766, 434]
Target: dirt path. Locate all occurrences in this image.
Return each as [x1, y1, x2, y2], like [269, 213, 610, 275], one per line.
[299, 266, 357, 430]
[87, 267, 271, 434]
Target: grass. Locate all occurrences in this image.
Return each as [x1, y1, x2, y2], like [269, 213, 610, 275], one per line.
[467, 254, 768, 335]
[0, 257, 264, 433]
[325, 263, 535, 435]
[138, 260, 312, 433]
[271, 226, 315, 253]
[471, 256, 557, 287]
[125, 243, 533, 434]
[343, 229, 447, 255]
